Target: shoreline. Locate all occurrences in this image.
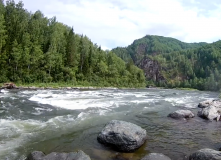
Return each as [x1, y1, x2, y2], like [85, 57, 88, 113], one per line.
[0, 86, 120, 90]
[0, 83, 145, 90]
[0, 83, 201, 91]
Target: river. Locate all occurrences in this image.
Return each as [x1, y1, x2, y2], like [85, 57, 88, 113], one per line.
[0, 88, 220, 160]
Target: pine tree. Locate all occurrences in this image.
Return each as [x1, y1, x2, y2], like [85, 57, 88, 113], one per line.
[0, 14, 7, 54]
[66, 28, 77, 68]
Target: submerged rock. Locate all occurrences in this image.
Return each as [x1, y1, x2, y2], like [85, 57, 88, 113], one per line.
[168, 110, 194, 119]
[188, 148, 221, 160]
[141, 153, 171, 160]
[26, 150, 91, 160]
[97, 120, 147, 152]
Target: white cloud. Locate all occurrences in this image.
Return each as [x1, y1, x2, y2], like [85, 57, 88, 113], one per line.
[14, 0, 221, 49]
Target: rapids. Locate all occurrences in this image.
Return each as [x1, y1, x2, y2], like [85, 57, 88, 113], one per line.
[0, 88, 220, 160]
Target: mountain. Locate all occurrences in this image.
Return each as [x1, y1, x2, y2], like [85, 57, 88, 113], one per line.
[112, 35, 221, 91]
[112, 35, 207, 63]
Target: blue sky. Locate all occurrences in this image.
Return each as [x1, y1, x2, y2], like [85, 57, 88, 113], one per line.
[14, 0, 221, 50]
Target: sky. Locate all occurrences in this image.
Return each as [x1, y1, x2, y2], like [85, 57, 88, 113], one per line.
[14, 0, 221, 50]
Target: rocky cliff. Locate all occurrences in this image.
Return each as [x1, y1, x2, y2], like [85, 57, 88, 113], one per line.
[137, 57, 165, 83]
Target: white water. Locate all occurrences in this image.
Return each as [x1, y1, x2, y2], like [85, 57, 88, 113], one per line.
[0, 89, 219, 160]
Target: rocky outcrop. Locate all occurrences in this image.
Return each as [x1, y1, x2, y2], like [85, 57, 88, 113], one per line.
[168, 110, 194, 119]
[137, 57, 165, 83]
[26, 150, 91, 160]
[188, 148, 221, 160]
[198, 99, 221, 120]
[141, 153, 171, 160]
[97, 120, 147, 152]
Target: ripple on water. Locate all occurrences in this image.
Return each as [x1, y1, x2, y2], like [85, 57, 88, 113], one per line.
[0, 89, 219, 160]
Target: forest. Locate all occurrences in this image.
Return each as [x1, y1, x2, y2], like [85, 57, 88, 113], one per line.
[0, 0, 146, 88]
[112, 35, 221, 91]
[1, 0, 221, 91]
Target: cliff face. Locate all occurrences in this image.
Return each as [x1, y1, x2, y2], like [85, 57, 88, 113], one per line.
[137, 57, 165, 83]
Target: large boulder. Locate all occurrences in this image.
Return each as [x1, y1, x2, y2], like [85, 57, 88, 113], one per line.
[97, 120, 147, 152]
[188, 148, 221, 160]
[26, 150, 91, 160]
[198, 100, 221, 108]
[168, 110, 194, 119]
[198, 99, 221, 121]
[198, 106, 220, 120]
[141, 153, 171, 160]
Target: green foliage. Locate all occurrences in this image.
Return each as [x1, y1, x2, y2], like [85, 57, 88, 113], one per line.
[112, 35, 221, 91]
[0, 1, 145, 88]
[112, 35, 207, 63]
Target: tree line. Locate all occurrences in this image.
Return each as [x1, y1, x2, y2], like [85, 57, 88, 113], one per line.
[0, 0, 145, 88]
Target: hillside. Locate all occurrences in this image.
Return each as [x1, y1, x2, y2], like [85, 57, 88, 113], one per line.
[112, 35, 207, 63]
[112, 35, 221, 91]
[0, 0, 145, 88]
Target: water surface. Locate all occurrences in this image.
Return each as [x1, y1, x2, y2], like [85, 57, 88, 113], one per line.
[0, 88, 220, 160]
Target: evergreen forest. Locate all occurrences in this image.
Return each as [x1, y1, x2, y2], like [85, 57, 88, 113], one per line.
[1, 0, 221, 91]
[0, 0, 146, 88]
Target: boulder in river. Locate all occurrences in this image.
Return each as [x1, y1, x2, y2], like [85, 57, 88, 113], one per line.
[141, 153, 171, 160]
[168, 110, 194, 119]
[198, 99, 221, 121]
[97, 120, 147, 152]
[188, 148, 221, 160]
[26, 150, 91, 160]
[198, 99, 221, 108]
[198, 105, 220, 120]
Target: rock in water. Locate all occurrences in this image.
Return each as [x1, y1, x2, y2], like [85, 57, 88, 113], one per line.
[198, 106, 220, 120]
[189, 148, 221, 160]
[198, 100, 221, 108]
[168, 110, 194, 119]
[198, 100, 213, 108]
[97, 120, 147, 152]
[197, 99, 221, 121]
[27, 151, 45, 160]
[26, 150, 91, 160]
[141, 153, 171, 160]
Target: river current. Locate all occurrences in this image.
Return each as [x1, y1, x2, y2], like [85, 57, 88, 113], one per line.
[0, 88, 220, 160]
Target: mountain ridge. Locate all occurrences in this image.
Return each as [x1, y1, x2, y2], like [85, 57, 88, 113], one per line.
[112, 35, 221, 91]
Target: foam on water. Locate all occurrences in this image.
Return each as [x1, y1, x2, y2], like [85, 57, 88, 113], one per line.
[0, 113, 86, 159]
[1, 89, 9, 93]
[28, 90, 129, 110]
[164, 94, 210, 108]
[0, 88, 219, 160]
[0, 118, 45, 158]
[131, 99, 157, 104]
